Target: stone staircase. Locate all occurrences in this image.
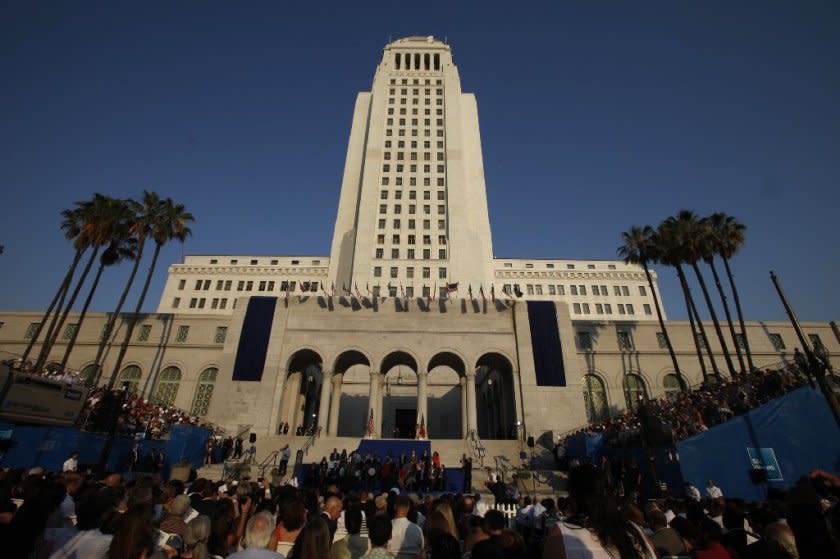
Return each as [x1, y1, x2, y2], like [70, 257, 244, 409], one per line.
[196, 434, 567, 499]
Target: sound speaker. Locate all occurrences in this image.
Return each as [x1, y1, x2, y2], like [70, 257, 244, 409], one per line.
[249, 433, 257, 444]
[751, 468, 768, 483]
[527, 436, 535, 448]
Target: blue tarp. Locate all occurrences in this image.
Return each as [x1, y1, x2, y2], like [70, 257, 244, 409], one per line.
[0, 423, 210, 478]
[232, 296, 277, 381]
[526, 301, 566, 386]
[566, 386, 840, 500]
[677, 385, 840, 500]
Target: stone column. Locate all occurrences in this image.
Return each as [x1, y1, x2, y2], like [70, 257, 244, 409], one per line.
[417, 371, 429, 437]
[367, 371, 380, 438]
[268, 368, 287, 435]
[511, 368, 524, 441]
[460, 377, 468, 438]
[317, 370, 333, 433]
[465, 370, 478, 437]
[328, 372, 344, 436]
[284, 372, 302, 429]
[377, 375, 386, 438]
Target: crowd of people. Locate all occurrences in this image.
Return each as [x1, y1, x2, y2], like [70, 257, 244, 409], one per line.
[567, 365, 809, 448]
[302, 448, 452, 496]
[78, 387, 221, 440]
[2, 456, 840, 559]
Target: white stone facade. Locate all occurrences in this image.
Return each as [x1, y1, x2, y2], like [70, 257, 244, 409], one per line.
[2, 37, 838, 444]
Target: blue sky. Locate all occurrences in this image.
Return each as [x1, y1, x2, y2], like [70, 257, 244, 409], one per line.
[1, 1, 838, 322]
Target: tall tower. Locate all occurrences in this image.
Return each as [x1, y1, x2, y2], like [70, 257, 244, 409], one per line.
[328, 36, 495, 298]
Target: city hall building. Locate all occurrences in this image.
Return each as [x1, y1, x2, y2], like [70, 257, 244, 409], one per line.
[1, 37, 836, 442]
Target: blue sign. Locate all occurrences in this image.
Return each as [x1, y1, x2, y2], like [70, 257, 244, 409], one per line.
[747, 447, 783, 481]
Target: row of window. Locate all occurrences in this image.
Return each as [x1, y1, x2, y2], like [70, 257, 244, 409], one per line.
[389, 87, 443, 96]
[379, 203, 446, 215]
[179, 279, 320, 293]
[377, 218, 446, 231]
[373, 266, 447, 280]
[206, 258, 320, 266]
[382, 163, 446, 175]
[381, 190, 445, 201]
[368, 285, 451, 298]
[385, 128, 444, 138]
[388, 98, 444, 107]
[502, 262, 618, 271]
[22, 322, 227, 345]
[375, 248, 447, 260]
[574, 302, 648, 316]
[392, 53, 442, 72]
[384, 140, 444, 150]
[583, 372, 683, 422]
[389, 78, 443, 86]
[503, 283, 644, 297]
[102, 364, 218, 415]
[577, 329, 827, 354]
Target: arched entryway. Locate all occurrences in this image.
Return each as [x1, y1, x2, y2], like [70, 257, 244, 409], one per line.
[280, 349, 324, 435]
[475, 353, 517, 440]
[427, 351, 465, 439]
[332, 350, 371, 437]
[623, 373, 649, 411]
[380, 351, 418, 438]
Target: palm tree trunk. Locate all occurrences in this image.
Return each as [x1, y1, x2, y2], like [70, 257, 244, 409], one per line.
[20, 249, 82, 365]
[36, 246, 100, 371]
[643, 262, 684, 390]
[723, 256, 756, 372]
[708, 258, 746, 376]
[691, 263, 737, 378]
[682, 266, 721, 380]
[108, 242, 161, 389]
[58, 262, 105, 371]
[91, 237, 147, 387]
[677, 265, 709, 382]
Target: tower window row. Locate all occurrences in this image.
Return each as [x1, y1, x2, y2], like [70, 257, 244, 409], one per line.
[384, 141, 444, 149]
[389, 88, 443, 96]
[389, 78, 443, 86]
[394, 52, 441, 71]
[382, 163, 446, 175]
[387, 108, 444, 116]
[380, 191, 446, 201]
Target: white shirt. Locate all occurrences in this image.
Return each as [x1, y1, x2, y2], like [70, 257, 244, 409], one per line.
[706, 485, 723, 499]
[686, 485, 702, 501]
[63, 458, 78, 472]
[388, 517, 424, 559]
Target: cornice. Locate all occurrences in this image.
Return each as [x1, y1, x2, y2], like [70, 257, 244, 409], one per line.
[168, 266, 329, 276]
[493, 270, 650, 281]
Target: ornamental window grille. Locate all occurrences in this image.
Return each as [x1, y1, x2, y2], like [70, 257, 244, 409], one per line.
[154, 366, 181, 407]
[191, 367, 218, 416]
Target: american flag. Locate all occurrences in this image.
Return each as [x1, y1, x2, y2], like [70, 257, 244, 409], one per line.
[367, 408, 375, 435]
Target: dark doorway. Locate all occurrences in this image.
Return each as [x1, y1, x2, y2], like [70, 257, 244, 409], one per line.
[393, 408, 416, 439]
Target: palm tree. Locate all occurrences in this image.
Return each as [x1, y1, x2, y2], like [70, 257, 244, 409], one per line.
[618, 225, 685, 390]
[657, 218, 716, 382]
[107, 195, 193, 389]
[20, 206, 89, 367]
[713, 213, 755, 372]
[673, 210, 736, 378]
[703, 213, 747, 375]
[35, 195, 114, 371]
[90, 193, 157, 386]
[58, 198, 137, 371]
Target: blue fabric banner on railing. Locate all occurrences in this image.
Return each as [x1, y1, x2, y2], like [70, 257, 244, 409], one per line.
[232, 296, 277, 381]
[526, 301, 566, 386]
[676, 385, 840, 501]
